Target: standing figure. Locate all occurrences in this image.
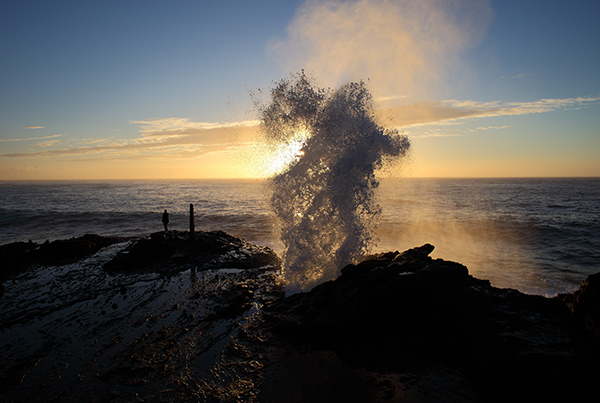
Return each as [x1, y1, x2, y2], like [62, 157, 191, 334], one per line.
[162, 209, 169, 232]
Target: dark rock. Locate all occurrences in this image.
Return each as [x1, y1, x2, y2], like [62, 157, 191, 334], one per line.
[102, 230, 281, 274]
[559, 272, 600, 342]
[35, 234, 123, 264]
[0, 359, 40, 393]
[211, 284, 255, 319]
[0, 234, 124, 280]
[0, 242, 39, 281]
[265, 244, 600, 402]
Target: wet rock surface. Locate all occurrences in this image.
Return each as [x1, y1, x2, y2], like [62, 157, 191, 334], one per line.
[103, 230, 281, 274]
[1, 237, 599, 402]
[0, 232, 284, 402]
[264, 244, 600, 402]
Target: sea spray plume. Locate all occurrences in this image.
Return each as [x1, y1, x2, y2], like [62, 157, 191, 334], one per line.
[258, 72, 410, 292]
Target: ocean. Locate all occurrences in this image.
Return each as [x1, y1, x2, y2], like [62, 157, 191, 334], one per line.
[1, 178, 598, 296]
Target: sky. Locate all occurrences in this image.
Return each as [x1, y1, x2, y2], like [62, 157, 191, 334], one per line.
[1, 0, 599, 180]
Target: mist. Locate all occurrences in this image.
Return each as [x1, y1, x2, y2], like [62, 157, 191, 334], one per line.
[269, 0, 492, 101]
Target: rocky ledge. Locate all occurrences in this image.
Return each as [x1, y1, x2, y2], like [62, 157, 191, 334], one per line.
[102, 230, 281, 273]
[263, 244, 600, 402]
[0, 234, 124, 281]
[0, 231, 280, 279]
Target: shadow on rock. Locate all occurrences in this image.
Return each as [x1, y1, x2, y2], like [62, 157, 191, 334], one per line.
[0, 234, 124, 280]
[264, 244, 600, 402]
[559, 272, 600, 342]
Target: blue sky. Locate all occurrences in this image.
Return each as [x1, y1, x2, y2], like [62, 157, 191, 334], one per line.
[1, 0, 598, 179]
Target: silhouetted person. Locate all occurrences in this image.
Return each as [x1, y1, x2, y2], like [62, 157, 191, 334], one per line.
[162, 209, 169, 231]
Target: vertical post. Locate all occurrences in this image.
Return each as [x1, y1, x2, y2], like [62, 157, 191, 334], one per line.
[190, 203, 195, 239]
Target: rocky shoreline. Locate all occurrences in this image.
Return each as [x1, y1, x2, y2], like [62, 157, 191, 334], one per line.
[0, 231, 280, 280]
[0, 233, 125, 282]
[0, 233, 598, 402]
[263, 244, 600, 402]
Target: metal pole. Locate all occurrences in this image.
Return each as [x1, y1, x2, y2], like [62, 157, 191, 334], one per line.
[190, 203, 195, 238]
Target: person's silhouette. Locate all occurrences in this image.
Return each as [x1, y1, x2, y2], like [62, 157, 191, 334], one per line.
[162, 209, 169, 231]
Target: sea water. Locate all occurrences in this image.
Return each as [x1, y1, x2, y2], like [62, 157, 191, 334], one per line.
[1, 177, 598, 296]
[375, 177, 600, 295]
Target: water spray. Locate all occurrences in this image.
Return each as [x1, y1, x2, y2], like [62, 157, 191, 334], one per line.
[257, 72, 410, 292]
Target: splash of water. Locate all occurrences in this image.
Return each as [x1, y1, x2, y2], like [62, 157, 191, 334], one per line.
[257, 72, 410, 292]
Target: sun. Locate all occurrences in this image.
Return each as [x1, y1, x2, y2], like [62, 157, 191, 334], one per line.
[265, 138, 306, 176]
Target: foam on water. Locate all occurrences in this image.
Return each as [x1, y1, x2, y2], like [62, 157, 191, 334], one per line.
[257, 72, 410, 292]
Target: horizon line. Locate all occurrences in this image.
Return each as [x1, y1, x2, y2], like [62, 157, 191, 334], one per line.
[1, 176, 599, 182]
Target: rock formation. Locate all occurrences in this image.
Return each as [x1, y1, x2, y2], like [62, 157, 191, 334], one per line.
[0, 234, 124, 280]
[560, 272, 600, 342]
[264, 244, 600, 402]
[102, 230, 280, 273]
[1, 234, 598, 402]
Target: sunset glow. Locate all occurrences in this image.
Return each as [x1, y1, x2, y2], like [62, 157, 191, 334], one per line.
[1, 1, 598, 180]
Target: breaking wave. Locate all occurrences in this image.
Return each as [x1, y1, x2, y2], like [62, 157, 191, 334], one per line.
[257, 72, 410, 292]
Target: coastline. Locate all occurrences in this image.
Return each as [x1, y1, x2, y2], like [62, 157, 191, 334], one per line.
[2, 177, 598, 297]
[1, 232, 598, 402]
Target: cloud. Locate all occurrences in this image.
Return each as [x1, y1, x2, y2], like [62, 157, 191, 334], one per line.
[269, 0, 493, 98]
[475, 125, 511, 131]
[2, 95, 596, 160]
[4, 164, 41, 172]
[79, 138, 111, 145]
[500, 73, 531, 80]
[445, 96, 600, 117]
[376, 101, 480, 127]
[409, 131, 465, 139]
[36, 140, 59, 147]
[408, 125, 510, 138]
[24, 126, 44, 129]
[0, 119, 261, 160]
[0, 134, 63, 142]
[377, 96, 600, 128]
[130, 118, 260, 138]
[130, 118, 220, 137]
